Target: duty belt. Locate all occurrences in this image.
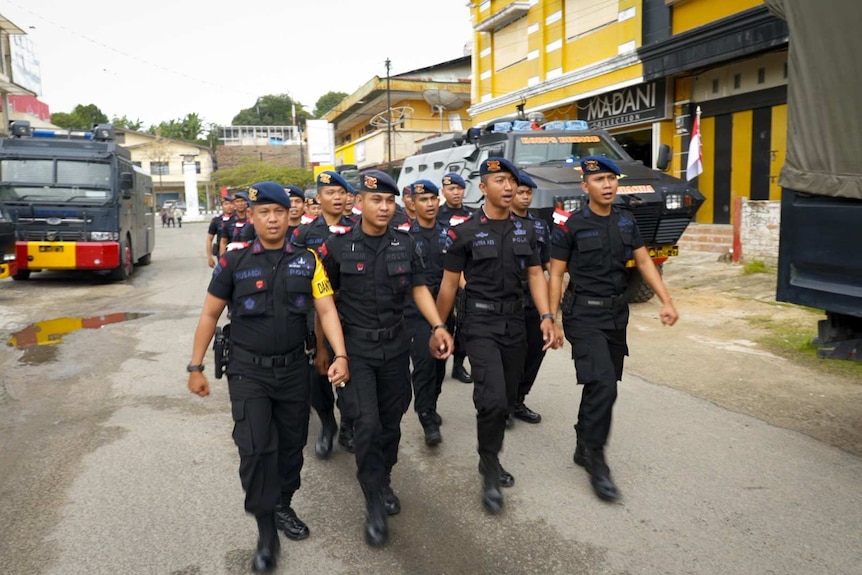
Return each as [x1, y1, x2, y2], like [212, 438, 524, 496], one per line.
[465, 298, 523, 314]
[343, 320, 404, 342]
[574, 294, 626, 309]
[231, 345, 305, 368]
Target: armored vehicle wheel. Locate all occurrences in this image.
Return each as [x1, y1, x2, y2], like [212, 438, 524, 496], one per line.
[625, 264, 663, 304]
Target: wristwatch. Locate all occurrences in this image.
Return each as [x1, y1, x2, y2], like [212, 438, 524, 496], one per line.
[186, 363, 205, 372]
[540, 313, 556, 323]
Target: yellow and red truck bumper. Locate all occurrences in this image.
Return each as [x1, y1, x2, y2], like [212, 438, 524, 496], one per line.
[15, 241, 120, 271]
[0, 260, 17, 279]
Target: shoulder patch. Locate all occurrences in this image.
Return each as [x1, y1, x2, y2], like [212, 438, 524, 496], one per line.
[328, 224, 352, 235]
[552, 208, 570, 226]
[393, 225, 410, 234]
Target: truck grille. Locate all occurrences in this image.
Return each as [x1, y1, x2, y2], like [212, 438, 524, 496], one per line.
[631, 207, 658, 242]
[21, 230, 88, 241]
[655, 217, 693, 245]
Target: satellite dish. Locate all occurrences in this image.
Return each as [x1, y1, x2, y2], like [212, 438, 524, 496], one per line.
[423, 89, 463, 113]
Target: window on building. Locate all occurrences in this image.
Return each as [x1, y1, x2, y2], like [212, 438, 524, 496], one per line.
[758, 68, 766, 84]
[195, 161, 202, 174]
[150, 162, 169, 176]
[783, 62, 788, 79]
[132, 161, 142, 167]
[494, 16, 528, 71]
[565, 0, 618, 39]
[712, 79, 720, 94]
[733, 73, 741, 89]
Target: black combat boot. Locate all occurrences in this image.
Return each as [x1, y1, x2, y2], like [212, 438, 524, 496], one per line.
[314, 409, 337, 460]
[381, 483, 401, 516]
[513, 401, 542, 424]
[363, 488, 389, 547]
[275, 493, 310, 541]
[478, 458, 504, 514]
[252, 512, 280, 573]
[418, 410, 442, 446]
[451, 358, 473, 383]
[582, 447, 619, 502]
[478, 460, 515, 488]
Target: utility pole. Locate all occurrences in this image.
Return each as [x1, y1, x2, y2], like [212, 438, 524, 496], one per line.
[386, 57, 392, 176]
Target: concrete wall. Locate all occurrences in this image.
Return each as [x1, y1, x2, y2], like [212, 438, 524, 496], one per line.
[216, 145, 304, 170]
[740, 199, 781, 265]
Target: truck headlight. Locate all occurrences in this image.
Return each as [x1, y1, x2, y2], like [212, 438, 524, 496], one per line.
[3, 253, 15, 262]
[665, 193, 683, 210]
[564, 197, 584, 212]
[89, 231, 119, 241]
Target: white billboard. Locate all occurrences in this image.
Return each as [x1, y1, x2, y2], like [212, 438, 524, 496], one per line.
[9, 35, 42, 95]
[305, 119, 335, 165]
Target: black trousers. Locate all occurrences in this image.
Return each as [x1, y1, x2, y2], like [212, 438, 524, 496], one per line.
[464, 322, 527, 474]
[565, 326, 627, 450]
[408, 314, 446, 414]
[335, 352, 410, 493]
[227, 359, 311, 515]
[310, 369, 335, 415]
[518, 306, 547, 403]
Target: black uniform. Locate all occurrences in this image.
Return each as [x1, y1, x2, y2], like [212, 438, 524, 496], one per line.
[550, 205, 644, 451]
[222, 213, 251, 244]
[405, 217, 448, 430]
[515, 212, 551, 410]
[291, 215, 357, 434]
[437, 205, 474, 380]
[443, 209, 541, 477]
[320, 223, 425, 499]
[208, 238, 328, 516]
[208, 213, 232, 255]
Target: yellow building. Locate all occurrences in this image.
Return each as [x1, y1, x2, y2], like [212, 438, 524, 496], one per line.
[470, 0, 788, 224]
[324, 57, 472, 172]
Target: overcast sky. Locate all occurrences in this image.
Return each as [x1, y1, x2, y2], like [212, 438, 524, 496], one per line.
[4, 0, 475, 127]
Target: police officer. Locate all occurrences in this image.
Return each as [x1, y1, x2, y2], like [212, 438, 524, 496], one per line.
[187, 181, 349, 572]
[437, 173, 474, 384]
[403, 179, 449, 445]
[320, 169, 453, 547]
[548, 156, 679, 502]
[240, 185, 306, 244]
[206, 194, 234, 268]
[436, 158, 558, 515]
[508, 171, 550, 426]
[292, 170, 357, 459]
[219, 191, 251, 255]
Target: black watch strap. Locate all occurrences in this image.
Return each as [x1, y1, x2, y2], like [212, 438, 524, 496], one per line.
[186, 363, 205, 372]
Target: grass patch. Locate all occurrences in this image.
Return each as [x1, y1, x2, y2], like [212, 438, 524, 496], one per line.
[745, 314, 862, 379]
[742, 260, 770, 275]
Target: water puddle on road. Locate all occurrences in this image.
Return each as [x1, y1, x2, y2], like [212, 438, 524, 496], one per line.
[6, 312, 151, 365]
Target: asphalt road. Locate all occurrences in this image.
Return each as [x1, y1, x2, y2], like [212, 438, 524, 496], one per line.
[1, 223, 860, 575]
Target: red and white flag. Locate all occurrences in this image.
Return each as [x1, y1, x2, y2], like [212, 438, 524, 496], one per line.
[686, 106, 703, 182]
[552, 207, 570, 226]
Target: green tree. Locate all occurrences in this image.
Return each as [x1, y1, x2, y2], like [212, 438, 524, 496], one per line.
[51, 104, 109, 130]
[212, 162, 314, 190]
[313, 91, 348, 118]
[232, 94, 311, 127]
[111, 115, 144, 131]
[148, 113, 206, 144]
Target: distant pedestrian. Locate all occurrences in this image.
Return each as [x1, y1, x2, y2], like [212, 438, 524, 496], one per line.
[167, 206, 176, 227]
[160, 207, 167, 227]
[176, 206, 185, 228]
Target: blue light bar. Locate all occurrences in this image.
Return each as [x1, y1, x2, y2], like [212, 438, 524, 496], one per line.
[32, 129, 94, 140]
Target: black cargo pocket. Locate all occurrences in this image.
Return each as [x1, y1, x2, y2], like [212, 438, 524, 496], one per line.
[470, 366, 486, 410]
[512, 241, 534, 267]
[386, 260, 412, 293]
[573, 344, 595, 385]
[335, 381, 361, 420]
[620, 231, 634, 261]
[576, 236, 603, 268]
[233, 283, 267, 317]
[339, 261, 366, 295]
[471, 244, 498, 260]
[231, 400, 254, 455]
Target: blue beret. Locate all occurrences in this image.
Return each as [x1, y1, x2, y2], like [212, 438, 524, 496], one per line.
[247, 181, 291, 209]
[406, 179, 439, 196]
[317, 170, 355, 194]
[518, 171, 537, 189]
[233, 191, 250, 201]
[304, 189, 319, 203]
[479, 157, 520, 181]
[284, 185, 305, 200]
[220, 194, 234, 202]
[441, 173, 466, 188]
[580, 155, 621, 177]
[358, 170, 400, 196]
